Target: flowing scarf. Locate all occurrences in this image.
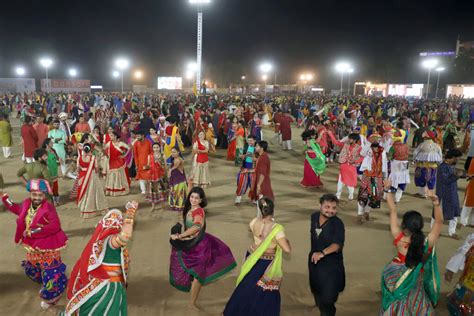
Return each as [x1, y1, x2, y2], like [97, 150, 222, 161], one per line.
[381, 241, 440, 311]
[306, 139, 326, 175]
[236, 224, 284, 288]
[76, 155, 96, 203]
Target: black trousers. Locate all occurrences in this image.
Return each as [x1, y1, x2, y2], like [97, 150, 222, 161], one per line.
[465, 156, 472, 171]
[312, 290, 338, 316]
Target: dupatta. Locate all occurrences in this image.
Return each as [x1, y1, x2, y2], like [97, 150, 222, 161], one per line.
[381, 240, 441, 311]
[236, 223, 284, 289]
[306, 139, 326, 176]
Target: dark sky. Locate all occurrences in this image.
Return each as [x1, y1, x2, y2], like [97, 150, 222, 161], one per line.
[0, 0, 473, 89]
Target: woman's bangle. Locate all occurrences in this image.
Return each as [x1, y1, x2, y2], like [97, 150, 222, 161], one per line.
[124, 218, 134, 225]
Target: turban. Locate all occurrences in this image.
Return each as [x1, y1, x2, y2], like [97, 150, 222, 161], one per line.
[423, 130, 436, 140]
[26, 179, 52, 194]
[368, 133, 382, 143]
[58, 112, 68, 120]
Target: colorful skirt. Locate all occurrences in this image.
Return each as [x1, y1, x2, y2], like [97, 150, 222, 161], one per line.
[301, 159, 323, 188]
[105, 167, 130, 196]
[146, 179, 168, 204]
[358, 175, 383, 208]
[168, 169, 188, 212]
[191, 162, 211, 187]
[227, 140, 237, 161]
[223, 253, 280, 316]
[63, 281, 127, 316]
[78, 173, 109, 219]
[169, 233, 236, 292]
[24, 250, 68, 305]
[380, 262, 434, 315]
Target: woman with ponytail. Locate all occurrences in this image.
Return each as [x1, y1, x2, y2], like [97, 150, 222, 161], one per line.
[380, 179, 443, 315]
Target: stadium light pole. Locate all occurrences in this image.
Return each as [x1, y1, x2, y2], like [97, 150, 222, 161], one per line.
[189, 0, 211, 94]
[299, 73, 313, 93]
[434, 67, 445, 99]
[422, 59, 438, 99]
[262, 74, 268, 96]
[347, 68, 354, 96]
[15, 66, 26, 77]
[335, 62, 350, 95]
[39, 58, 53, 92]
[115, 58, 130, 93]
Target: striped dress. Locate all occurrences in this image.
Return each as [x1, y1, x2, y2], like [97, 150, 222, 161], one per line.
[380, 261, 434, 315]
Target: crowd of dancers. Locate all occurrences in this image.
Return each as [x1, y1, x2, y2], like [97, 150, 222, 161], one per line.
[0, 92, 473, 315]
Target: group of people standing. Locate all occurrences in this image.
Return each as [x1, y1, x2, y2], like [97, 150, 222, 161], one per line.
[0, 91, 473, 315]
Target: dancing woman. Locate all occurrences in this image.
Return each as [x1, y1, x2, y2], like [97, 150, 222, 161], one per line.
[380, 179, 442, 315]
[223, 197, 291, 315]
[63, 201, 139, 315]
[300, 130, 326, 188]
[104, 131, 131, 196]
[167, 148, 188, 212]
[145, 142, 168, 210]
[76, 144, 108, 219]
[226, 117, 238, 161]
[169, 187, 236, 309]
[190, 131, 211, 188]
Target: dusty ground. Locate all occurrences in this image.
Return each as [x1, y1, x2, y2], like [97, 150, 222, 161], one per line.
[0, 118, 470, 315]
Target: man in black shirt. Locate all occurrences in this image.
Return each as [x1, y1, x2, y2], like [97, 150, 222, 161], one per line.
[308, 194, 345, 316]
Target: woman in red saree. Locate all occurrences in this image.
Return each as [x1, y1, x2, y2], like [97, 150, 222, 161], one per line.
[190, 131, 211, 188]
[226, 118, 238, 161]
[63, 202, 138, 315]
[104, 132, 130, 196]
[76, 144, 108, 219]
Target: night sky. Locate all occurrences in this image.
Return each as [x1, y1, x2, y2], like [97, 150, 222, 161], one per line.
[0, 0, 473, 89]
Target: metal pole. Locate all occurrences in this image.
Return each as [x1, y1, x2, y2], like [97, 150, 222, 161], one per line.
[347, 73, 351, 96]
[121, 71, 124, 93]
[274, 72, 277, 85]
[340, 73, 344, 95]
[45, 68, 49, 92]
[264, 79, 267, 96]
[435, 71, 441, 99]
[196, 7, 203, 94]
[426, 68, 431, 99]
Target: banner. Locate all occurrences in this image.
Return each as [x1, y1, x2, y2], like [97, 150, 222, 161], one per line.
[40, 79, 90, 93]
[157, 77, 182, 90]
[0, 78, 36, 93]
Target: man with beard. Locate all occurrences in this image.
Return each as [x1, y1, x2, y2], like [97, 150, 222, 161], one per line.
[357, 133, 388, 223]
[17, 148, 51, 186]
[0, 179, 68, 309]
[308, 194, 345, 316]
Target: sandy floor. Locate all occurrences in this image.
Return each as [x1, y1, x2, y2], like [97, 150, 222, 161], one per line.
[0, 118, 470, 315]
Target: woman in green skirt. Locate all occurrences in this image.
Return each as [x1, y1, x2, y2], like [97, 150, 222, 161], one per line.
[62, 201, 138, 315]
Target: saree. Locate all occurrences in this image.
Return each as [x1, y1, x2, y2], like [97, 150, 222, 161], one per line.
[63, 210, 129, 316]
[77, 155, 108, 219]
[164, 126, 184, 160]
[224, 224, 284, 316]
[380, 241, 440, 315]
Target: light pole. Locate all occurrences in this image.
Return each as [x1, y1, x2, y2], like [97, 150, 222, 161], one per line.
[68, 68, 77, 78]
[189, 0, 211, 94]
[241, 76, 246, 93]
[422, 59, 438, 99]
[115, 58, 130, 93]
[112, 70, 120, 90]
[347, 68, 354, 96]
[335, 62, 350, 95]
[435, 67, 445, 99]
[39, 58, 53, 92]
[262, 74, 268, 96]
[260, 62, 273, 93]
[15, 67, 26, 77]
